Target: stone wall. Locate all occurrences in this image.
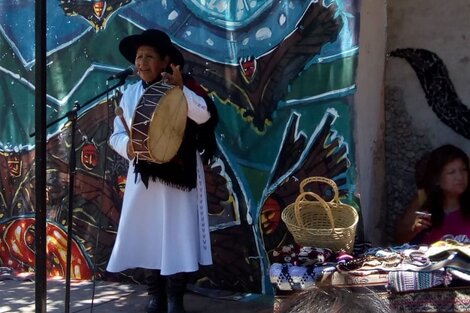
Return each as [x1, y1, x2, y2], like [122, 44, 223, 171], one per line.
[383, 86, 432, 242]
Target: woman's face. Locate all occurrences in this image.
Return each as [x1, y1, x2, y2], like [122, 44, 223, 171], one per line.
[135, 45, 168, 83]
[439, 158, 469, 197]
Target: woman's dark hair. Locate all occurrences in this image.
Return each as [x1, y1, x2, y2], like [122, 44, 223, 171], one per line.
[421, 144, 470, 227]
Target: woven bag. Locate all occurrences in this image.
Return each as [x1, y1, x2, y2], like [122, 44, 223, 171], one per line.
[281, 177, 359, 252]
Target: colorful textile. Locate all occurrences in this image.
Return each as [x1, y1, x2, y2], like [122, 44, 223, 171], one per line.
[319, 271, 389, 287]
[270, 244, 334, 266]
[388, 288, 470, 312]
[387, 270, 452, 292]
[270, 241, 470, 293]
[269, 263, 332, 291]
[440, 234, 470, 244]
[422, 240, 470, 278]
[426, 239, 470, 259]
[336, 248, 431, 274]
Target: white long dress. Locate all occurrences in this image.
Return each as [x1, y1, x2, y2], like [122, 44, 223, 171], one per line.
[106, 81, 213, 275]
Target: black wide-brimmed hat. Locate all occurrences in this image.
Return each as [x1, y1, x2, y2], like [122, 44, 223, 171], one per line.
[119, 29, 174, 64]
[170, 44, 185, 68]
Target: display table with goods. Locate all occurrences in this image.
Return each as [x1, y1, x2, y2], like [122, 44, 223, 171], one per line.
[269, 235, 470, 312]
[272, 177, 470, 312]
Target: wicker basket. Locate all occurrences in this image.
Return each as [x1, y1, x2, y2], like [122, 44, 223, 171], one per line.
[281, 177, 359, 252]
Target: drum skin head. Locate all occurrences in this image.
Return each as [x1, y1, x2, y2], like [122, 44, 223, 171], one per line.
[148, 87, 188, 163]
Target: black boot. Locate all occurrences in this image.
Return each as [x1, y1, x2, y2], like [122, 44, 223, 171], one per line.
[145, 270, 167, 313]
[167, 273, 187, 313]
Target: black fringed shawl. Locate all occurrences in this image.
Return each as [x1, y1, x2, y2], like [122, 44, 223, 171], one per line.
[134, 76, 218, 190]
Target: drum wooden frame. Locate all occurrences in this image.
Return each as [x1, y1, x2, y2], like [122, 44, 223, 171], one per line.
[130, 82, 188, 164]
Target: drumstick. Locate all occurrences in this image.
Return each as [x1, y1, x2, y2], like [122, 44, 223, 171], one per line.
[114, 106, 131, 136]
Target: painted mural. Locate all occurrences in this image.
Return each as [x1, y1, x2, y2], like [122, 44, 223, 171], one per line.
[0, 0, 361, 294]
[389, 48, 470, 140]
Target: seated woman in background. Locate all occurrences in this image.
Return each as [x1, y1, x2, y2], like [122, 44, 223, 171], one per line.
[394, 144, 470, 244]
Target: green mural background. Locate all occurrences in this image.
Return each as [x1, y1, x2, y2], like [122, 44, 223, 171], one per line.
[0, 0, 361, 294]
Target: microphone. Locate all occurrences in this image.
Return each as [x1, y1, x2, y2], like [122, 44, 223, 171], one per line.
[107, 65, 137, 81]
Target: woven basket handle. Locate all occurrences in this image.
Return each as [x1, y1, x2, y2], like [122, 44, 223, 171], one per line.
[294, 191, 335, 229]
[300, 176, 339, 203]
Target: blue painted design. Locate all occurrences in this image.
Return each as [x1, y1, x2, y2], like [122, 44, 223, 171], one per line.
[0, 1, 90, 67]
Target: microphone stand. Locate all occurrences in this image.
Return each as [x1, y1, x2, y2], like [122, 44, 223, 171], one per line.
[30, 77, 127, 313]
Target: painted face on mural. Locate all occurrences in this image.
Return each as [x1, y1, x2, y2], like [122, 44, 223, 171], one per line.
[439, 158, 469, 198]
[93, 1, 105, 18]
[135, 45, 169, 83]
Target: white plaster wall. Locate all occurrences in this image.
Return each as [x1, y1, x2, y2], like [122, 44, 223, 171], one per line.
[356, 1, 470, 244]
[354, 0, 387, 244]
[386, 0, 470, 155]
[380, 0, 470, 243]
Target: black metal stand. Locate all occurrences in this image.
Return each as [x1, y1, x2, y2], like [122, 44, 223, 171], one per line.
[31, 78, 126, 313]
[34, 1, 47, 312]
[64, 103, 78, 313]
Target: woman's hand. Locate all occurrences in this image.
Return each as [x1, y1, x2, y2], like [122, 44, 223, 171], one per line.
[411, 212, 432, 233]
[127, 141, 135, 160]
[162, 64, 183, 88]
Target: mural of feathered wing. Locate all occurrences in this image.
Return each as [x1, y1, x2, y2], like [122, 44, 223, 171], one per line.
[181, 3, 343, 131]
[59, 0, 132, 31]
[390, 48, 470, 139]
